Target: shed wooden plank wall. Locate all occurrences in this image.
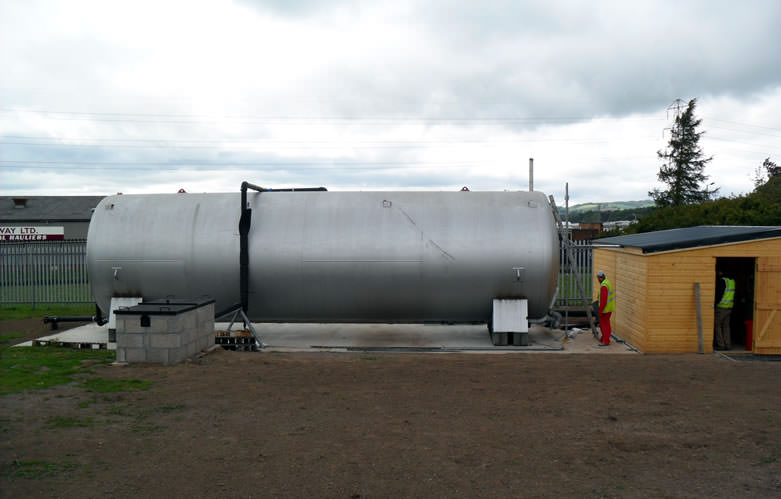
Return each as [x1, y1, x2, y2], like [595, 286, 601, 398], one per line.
[616, 252, 648, 351]
[593, 250, 647, 351]
[594, 236, 781, 354]
[644, 254, 714, 353]
[594, 250, 649, 351]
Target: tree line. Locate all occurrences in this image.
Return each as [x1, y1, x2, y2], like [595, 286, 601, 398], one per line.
[596, 98, 780, 236]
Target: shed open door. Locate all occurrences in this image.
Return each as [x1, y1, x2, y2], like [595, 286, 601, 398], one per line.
[753, 257, 781, 354]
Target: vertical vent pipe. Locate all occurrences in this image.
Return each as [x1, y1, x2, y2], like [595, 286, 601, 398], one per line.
[240, 181, 266, 313]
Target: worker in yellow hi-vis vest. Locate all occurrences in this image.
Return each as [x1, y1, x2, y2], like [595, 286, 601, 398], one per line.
[714, 270, 736, 350]
[596, 270, 615, 347]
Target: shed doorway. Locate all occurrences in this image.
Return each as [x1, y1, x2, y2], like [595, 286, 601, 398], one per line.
[715, 257, 755, 351]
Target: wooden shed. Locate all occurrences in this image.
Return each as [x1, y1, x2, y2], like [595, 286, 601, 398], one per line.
[593, 226, 781, 354]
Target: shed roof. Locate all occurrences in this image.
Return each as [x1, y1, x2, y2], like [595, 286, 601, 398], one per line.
[595, 225, 781, 253]
[0, 196, 105, 222]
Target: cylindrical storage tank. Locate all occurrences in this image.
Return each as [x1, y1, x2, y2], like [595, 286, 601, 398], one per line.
[87, 191, 558, 322]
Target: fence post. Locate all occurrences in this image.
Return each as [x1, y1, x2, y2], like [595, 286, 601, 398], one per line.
[30, 244, 36, 310]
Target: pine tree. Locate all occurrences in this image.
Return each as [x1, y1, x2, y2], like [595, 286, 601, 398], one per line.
[650, 98, 717, 207]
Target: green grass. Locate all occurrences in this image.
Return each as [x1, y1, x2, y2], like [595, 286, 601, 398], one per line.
[0, 460, 78, 479]
[82, 378, 152, 393]
[0, 346, 114, 396]
[557, 272, 595, 303]
[0, 332, 23, 344]
[0, 282, 90, 307]
[47, 416, 95, 428]
[0, 304, 95, 321]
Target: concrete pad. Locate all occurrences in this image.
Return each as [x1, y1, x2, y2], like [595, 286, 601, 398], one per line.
[559, 327, 638, 354]
[16, 323, 116, 350]
[15, 321, 637, 355]
[217, 322, 569, 353]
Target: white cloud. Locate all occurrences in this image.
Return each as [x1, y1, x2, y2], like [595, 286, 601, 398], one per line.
[1, 0, 780, 206]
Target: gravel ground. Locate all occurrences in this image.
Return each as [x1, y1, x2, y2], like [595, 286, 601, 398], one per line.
[1, 319, 780, 498]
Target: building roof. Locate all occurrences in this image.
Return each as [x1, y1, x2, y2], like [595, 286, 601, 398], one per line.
[0, 196, 105, 222]
[595, 225, 781, 253]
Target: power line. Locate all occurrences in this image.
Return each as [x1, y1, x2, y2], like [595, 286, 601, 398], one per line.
[0, 134, 622, 145]
[0, 107, 665, 125]
[0, 155, 657, 172]
[0, 137, 653, 149]
[707, 125, 781, 139]
[0, 159, 481, 169]
[704, 117, 781, 133]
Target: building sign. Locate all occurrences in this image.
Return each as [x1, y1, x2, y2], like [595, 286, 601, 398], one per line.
[0, 226, 65, 241]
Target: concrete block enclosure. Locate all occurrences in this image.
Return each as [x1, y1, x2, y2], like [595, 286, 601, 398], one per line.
[114, 298, 215, 364]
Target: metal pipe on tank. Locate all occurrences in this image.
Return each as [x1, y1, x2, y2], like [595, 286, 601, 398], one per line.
[239, 182, 265, 313]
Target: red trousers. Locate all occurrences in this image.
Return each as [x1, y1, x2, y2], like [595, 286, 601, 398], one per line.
[599, 312, 612, 345]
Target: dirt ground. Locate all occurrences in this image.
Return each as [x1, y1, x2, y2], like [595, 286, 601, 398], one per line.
[1, 319, 781, 498]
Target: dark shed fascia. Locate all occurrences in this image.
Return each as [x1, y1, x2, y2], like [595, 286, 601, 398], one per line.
[594, 225, 781, 254]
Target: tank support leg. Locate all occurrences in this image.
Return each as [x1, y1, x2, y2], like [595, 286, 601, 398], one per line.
[510, 332, 529, 346]
[491, 332, 508, 346]
[216, 304, 265, 349]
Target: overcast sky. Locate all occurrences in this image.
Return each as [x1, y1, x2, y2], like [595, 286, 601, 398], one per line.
[1, 0, 780, 205]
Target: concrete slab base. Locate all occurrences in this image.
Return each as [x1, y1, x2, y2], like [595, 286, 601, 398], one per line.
[17, 323, 116, 350]
[15, 322, 637, 354]
[221, 323, 558, 352]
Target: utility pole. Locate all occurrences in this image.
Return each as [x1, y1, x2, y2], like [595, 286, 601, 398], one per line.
[564, 183, 570, 331]
[662, 98, 685, 142]
[667, 98, 685, 121]
[565, 182, 570, 232]
[529, 158, 534, 192]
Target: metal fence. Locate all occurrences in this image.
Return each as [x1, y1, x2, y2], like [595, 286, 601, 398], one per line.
[0, 239, 91, 305]
[0, 237, 593, 309]
[555, 238, 593, 308]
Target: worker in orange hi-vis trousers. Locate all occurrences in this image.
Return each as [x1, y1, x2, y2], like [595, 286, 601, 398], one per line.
[596, 271, 615, 346]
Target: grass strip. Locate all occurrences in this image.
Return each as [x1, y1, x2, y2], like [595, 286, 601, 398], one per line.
[0, 346, 114, 396]
[0, 333, 23, 344]
[0, 460, 78, 479]
[0, 304, 95, 321]
[47, 416, 95, 428]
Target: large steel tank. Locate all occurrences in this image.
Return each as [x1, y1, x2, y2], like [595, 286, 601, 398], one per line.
[87, 190, 558, 322]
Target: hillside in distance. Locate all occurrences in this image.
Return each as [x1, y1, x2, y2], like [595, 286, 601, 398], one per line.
[558, 200, 655, 224]
[565, 200, 654, 214]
